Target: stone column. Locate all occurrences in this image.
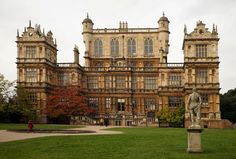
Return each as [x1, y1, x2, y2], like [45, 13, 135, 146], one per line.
[187, 128, 203, 153]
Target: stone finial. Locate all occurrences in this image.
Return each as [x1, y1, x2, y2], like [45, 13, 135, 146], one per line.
[24, 27, 26, 32]
[87, 12, 89, 18]
[216, 25, 218, 33]
[47, 30, 53, 36]
[212, 24, 216, 32]
[29, 20, 31, 27]
[184, 24, 187, 34]
[163, 11, 165, 17]
[74, 44, 79, 51]
[17, 29, 19, 37]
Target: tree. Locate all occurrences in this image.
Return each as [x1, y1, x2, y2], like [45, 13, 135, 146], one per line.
[220, 88, 236, 124]
[169, 105, 185, 127]
[16, 86, 37, 121]
[157, 108, 172, 124]
[157, 106, 185, 127]
[0, 73, 36, 123]
[0, 73, 16, 106]
[45, 86, 95, 122]
[0, 73, 20, 122]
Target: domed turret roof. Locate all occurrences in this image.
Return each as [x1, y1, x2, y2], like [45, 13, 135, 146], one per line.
[158, 12, 169, 23]
[82, 14, 94, 24]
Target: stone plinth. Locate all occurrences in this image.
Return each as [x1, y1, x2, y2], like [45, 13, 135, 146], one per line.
[187, 128, 203, 153]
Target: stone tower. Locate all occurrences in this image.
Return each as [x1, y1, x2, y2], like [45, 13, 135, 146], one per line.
[82, 14, 94, 67]
[16, 21, 57, 122]
[183, 21, 221, 127]
[158, 13, 170, 63]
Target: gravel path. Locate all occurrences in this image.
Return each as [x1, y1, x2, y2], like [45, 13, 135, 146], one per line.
[0, 126, 123, 143]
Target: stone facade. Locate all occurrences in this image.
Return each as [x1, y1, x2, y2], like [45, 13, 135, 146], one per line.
[16, 14, 221, 127]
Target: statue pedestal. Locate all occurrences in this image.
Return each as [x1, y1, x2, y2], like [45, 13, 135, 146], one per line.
[187, 128, 203, 153]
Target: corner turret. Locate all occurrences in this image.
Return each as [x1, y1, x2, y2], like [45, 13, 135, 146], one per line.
[82, 13, 93, 67]
[158, 12, 169, 30]
[158, 12, 170, 63]
[82, 13, 93, 33]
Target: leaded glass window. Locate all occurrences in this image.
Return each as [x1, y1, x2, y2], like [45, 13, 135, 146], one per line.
[168, 96, 183, 107]
[145, 98, 156, 110]
[196, 45, 207, 57]
[168, 74, 181, 86]
[26, 46, 36, 58]
[105, 98, 111, 108]
[144, 38, 153, 55]
[88, 76, 98, 89]
[104, 76, 110, 89]
[128, 38, 136, 55]
[201, 94, 208, 106]
[26, 68, 37, 82]
[111, 39, 119, 56]
[196, 68, 208, 83]
[58, 72, 69, 86]
[116, 76, 125, 89]
[144, 76, 156, 89]
[94, 39, 103, 57]
[89, 98, 98, 108]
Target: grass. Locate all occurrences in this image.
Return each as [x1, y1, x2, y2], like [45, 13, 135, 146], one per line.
[0, 127, 235, 159]
[0, 123, 82, 130]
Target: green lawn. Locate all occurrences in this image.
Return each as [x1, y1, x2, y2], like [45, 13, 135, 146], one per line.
[0, 123, 82, 130]
[0, 127, 235, 159]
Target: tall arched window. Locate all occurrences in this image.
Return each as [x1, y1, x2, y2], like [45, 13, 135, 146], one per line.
[144, 38, 153, 55]
[111, 39, 119, 56]
[94, 39, 103, 57]
[128, 38, 136, 55]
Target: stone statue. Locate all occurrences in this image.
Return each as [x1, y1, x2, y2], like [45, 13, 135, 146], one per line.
[187, 88, 202, 128]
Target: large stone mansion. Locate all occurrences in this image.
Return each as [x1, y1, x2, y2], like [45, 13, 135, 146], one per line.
[16, 14, 221, 127]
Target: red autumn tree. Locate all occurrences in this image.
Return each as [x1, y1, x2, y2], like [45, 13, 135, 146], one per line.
[45, 86, 95, 119]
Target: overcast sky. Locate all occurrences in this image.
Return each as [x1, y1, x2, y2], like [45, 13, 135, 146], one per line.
[0, 0, 235, 93]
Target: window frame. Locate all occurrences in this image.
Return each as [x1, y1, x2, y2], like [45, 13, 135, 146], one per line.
[201, 94, 209, 106]
[105, 98, 111, 109]
[144, 76, 156, 89]
[168, 96, 183, 107]
[115, 76, 126, 89]
[127, 38, 136, 55]
[168, 73, 182, 86]
[89, 97, 99, 108]
[94, 39, 103, 57]
[196, 44, 207, 58]
[196, 68, 208, 83]
[88, 76, 98, 89]
[58, 72, 69, 86]
[111, 38, 119, 57]
[26, 68, 37, 82]
[26, 46, 36, 58]
[145, 98, 156, 111]
[144, 38, 153, 55]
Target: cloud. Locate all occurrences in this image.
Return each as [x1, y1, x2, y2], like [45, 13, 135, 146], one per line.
[0, 0, 236, 93]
